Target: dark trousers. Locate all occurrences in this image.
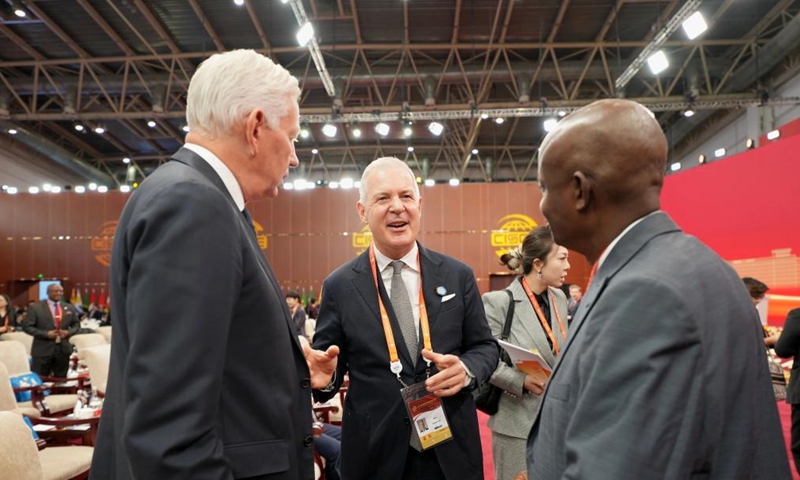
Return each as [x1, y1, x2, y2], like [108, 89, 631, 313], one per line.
[792, 404, 800, 475]
[316, 424, 341, 480]
[32, 348, 70, 377]
[402, 446, 446, 480]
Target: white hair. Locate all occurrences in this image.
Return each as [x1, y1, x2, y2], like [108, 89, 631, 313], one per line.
[186, 49, 300, 138]
[359, 157, 421, 204]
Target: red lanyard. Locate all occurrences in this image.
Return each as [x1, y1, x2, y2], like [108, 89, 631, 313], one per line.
[368, 244, 432, 381]
[521, 277, 567, 355]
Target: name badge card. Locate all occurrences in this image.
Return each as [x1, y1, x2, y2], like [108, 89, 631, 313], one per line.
[400, 382, 453, 450]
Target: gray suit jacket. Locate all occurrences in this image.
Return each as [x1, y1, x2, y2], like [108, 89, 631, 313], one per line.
[482, 280, 568, 439]
[90, 148, 314, 480]
[527, 212, 791, 480]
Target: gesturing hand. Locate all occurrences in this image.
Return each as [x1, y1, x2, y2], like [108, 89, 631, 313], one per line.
[421, 349, 466, 397]
[299, 336, 340, 389]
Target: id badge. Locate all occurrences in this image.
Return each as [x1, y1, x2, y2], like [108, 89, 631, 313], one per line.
[400, 381, 453, 451]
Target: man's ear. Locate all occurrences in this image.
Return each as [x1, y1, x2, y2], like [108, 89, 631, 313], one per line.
[573, 171, 593, 212]
[356, 201, 367, 223]
[245, 109, 266, 156]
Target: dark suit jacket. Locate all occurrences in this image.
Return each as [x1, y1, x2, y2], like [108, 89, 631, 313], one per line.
[775, 308, 800, 404]
[312, 245, 498, 480]
[23, 300, 79, 357]
[527, 212, 791, 479]
[90, 148, 314, 480]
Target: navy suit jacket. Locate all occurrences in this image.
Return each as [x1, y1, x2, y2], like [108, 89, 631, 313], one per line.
[90, 148, 314, 480]
[312, 244, 498, 480]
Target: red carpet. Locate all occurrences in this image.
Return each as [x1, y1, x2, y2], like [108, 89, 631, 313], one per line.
[479, 404, 800, 480]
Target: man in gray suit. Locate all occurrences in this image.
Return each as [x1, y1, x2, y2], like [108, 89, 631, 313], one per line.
[91, 49, 338, 480]
[526, 99, 791, 479]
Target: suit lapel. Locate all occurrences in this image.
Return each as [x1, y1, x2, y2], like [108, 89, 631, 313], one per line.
[547, 287, 568, 351]
[508, 280, 557, 367]
[419, 244, 445, 336]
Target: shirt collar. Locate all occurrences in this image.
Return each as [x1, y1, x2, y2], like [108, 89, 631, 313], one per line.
[374, 242, 420, 274]
[596, 210, 660, 270]
[183, 143, 245, 211]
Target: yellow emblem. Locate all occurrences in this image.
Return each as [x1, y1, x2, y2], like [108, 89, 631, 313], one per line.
[91, 220, 117, 267]
[491, 214, 538, 258]
[352, 224, 373, 255]
[252, 221, 268, 250]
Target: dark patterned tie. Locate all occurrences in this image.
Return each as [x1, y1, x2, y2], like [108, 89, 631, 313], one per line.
[242, 208, 256, 236]
[390, 261, 418, 366]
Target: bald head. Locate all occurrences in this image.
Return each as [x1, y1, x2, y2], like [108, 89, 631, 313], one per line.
[537, 99, 668, 261]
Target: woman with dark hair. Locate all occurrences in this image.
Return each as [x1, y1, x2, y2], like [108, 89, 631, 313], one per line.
[481, 225, 571, 480]
[0, 294, 16, 334]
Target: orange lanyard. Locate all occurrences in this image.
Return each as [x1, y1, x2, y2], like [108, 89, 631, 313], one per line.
[368, 244, 432, 382]
[521, 277, 567, 356]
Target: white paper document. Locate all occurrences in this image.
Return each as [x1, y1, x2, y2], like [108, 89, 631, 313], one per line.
[498, 339, 552, 383]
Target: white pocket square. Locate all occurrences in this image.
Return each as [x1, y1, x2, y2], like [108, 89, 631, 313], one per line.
[441, 293, 456, 302]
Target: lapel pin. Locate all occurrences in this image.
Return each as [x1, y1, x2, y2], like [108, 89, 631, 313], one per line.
[436, 286, 448, 297]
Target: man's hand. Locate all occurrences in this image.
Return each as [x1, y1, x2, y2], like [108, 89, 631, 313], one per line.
[421, 349, 466, 397]
[46, 330, 58, 339]
[57, 330, 69, 338]
[512, 470, 528, 480]
[299, 336, 340, 389]
[523, 375, 545, 395]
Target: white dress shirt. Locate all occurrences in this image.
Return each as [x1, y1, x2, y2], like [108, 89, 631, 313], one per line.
[183, 143, 245, 212]
[374, 242, 421, 337]
[595, 210, 661, 271]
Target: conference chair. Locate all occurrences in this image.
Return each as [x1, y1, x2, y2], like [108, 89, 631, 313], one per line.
[69, 333, 107, 354]
[0, 330, 34, 355]
[77, 344, 110, 396]
[95, 326, 112, 343]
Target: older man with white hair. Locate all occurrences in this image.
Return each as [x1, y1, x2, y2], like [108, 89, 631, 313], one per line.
[91, 49, 338, 480]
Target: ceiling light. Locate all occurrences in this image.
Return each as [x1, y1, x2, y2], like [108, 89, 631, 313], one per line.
[428, 122, 444, 136]
[684, 109, 695, 117]
[480, 113, 489, 120]
[543, 118, 558, 132]
[375, 122, 390, 136]
[123, 157, 131, 164]
[557, 110, 567, 117]
[449, 178, 460, 186]
[746, 138, 756, 149]
[682, 11, 708, 40]
[1, 185, 6, 191]
[311, 148, 319, 155]
[74, 124, 85, 132]
[494, 117, 505, 125]
[340, 178, 354, 190]
[14, 6, 26, 18]
[297, 22, 315, 47]
[670, 162, 681, 172]
[88, 182, 98, 191]
[424, 179, 435, 187]
[7, 187, 17, 195]
[329, 181, 340, 189]
[43, 183, 52, 192]
[403, 126, 413, 137]
[120, 185, 131, 193]
[351, 125, 362, 138]
[647, 50, 669, 75]
[698, 154, 707, 164]
[234, 0, 245, 5]
[29, 187, 39, 194]
[714, 148, 726, 158]
[50, 186, 61, 194]
[300, 126, 310, 139]
[322, 123, 337, 137]
[75, 186, 86, 193]
[147, 120, 157, 128]
[182, 125, 190, 133]
[283, 182, 294, 190]
[767, 129, 781, 141]
[407, 146, 414, 153]
[281, 0, 289, 3]
[471, 148, 479, 155]
[98, 186, 108, 193]
[94, 125, 106, 134]
[7, 128, 17, 135]
[354, 181, 361, 188]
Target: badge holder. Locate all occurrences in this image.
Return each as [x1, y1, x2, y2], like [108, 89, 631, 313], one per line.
[400, 381, 453, 451]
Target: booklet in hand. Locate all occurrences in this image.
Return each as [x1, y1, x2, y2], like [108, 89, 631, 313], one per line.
[498, 339, 552, 384]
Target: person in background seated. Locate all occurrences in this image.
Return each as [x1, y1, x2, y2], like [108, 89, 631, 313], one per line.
[23, 284, 79, 377]
[314, 420, 342, 480]
[0, 294, 16, 333]
[287, 290, 308, 339]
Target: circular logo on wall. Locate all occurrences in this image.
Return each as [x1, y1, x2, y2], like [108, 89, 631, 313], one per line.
[252, 220, 269, 250]
[491, 214, 538, 258]
[352, 224, 373, 255]
[91, 220, 117, 267]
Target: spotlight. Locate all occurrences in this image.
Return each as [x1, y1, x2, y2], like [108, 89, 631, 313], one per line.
[147, 120, 157, 128]
[682, 11, 708, 40]
[543, 118, 558, 132]
[98, 186, 108, 193]
[120, 185, 131, 193]
[351, 124, 362, 138]
[424, 179, 435, 187]
[340, 178, 354, 190]
[647, 50, 669, 75]
[449, 178, 460, 186]
[670, 162, 681, 172]
[698, 154, 707, 164]
[471, 148, 479, 155]
[684, 109, 695, 117]
[74, 124, 85, 132]
[75, 186, 86, 193]
[557, 110, 567, 117]
[94, 125, 106, 134]
[182, 125, 190, 133]
[407, 146, 414, 153]
[234, 0, 245, 5]
[43, 183, 52, 192]
[50, 186, 61, 193]
[322, 123, 337, 138]
[300, 125, 310, 139]
[283, 182, 294, 190]
[767, 129, 781, 141]
[311, 148, 319, 155]
[428, 122, 444, 136]
[297, 22, 315, 47]
[480, 113, 489, 120]
[495, 117, 505, 125]
[403, 126, 413, 137]
[123, 157, 131, 164]
[714, 148, 726, 158]
[88, 182, 98, 191]
[14, 5, 26, 17]
[1, 185, 6, 191]
[7, 128, 17, 135]
[29, 187, 40, 194]
[7, 187, 17, 195]
[329, 181, 340, 189]
[375, 122, 390, 136]
[746, 138, 756, 149]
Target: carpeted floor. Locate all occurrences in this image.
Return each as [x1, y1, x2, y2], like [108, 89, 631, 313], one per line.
[479, 403, 800, 480]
